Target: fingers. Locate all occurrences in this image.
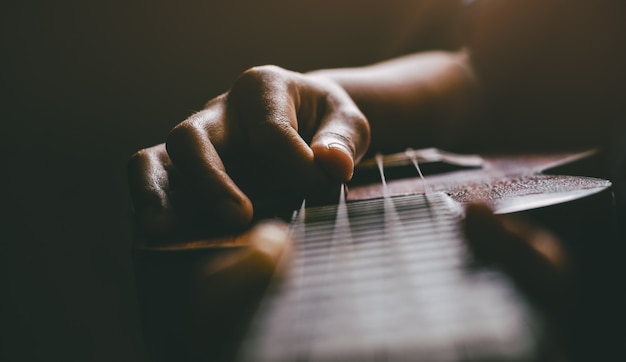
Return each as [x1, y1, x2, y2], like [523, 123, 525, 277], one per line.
[189, 221, 291, 352]
[464, 204, 571, 315]
[127, 144, 177, 238]
[145, 66, 370, 239]
[227, 66, 327, 195]
[196, 220, 291, 285]
[308, 78, 371, 182]
[166, 106, 253, 229]
[228, 66, 370, 189]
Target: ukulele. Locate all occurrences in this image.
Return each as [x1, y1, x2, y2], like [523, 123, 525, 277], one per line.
[133, 149, 612, 362]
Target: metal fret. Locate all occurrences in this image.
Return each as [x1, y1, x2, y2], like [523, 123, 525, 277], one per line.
[236, 193, 542, 362]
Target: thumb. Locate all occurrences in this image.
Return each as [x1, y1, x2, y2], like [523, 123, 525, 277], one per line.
[464, 204, 571, 316]
[310, 108, 370, 182]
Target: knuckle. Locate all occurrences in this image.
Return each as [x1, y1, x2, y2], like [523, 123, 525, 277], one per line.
[166, 122, 196, 157]
[334, 111, 370, 157]
[350, 112, 370, 135]
[128, 148, 149, 166]
[127, 145, 167, 182]
[231, 65, 288, 98]
[341, 110, 370, 139]
[229, 66, 295, 130]
[241, 65, 285, 83]
[128, 145, 164, 172]
[127, 149, 149, 174]
[356, 115, 371, 145]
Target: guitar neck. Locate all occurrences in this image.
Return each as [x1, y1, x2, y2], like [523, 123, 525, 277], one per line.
[236, 192, 542, 361]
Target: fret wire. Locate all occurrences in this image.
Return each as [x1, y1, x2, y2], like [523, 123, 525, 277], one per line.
[294, 248, 466, 278]
[300, 220, 459, 243]
[296, 234, 461, 261]
[294, 241, 464, 272]
[295, 225, 461, 256]
[300, 226, 459, 242]
[275, 274, 515, 315]
[303, 212, 453, 230]
[237, 192, 539, 362]
[304, 193, 450, 213]
[281, 265, 476, 300]
[303, 207, 454, 226]
[284, 258, 466, 295]
[303, 202, 450, 220]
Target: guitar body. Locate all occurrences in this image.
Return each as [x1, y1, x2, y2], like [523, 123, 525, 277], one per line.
[133, 149, 612, 361]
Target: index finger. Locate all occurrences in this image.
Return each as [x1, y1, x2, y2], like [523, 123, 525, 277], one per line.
[127, 144, 177, 238]
[166, 105, 253, 229]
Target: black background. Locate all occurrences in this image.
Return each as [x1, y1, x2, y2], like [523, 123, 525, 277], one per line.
[1, 1, 461, 360]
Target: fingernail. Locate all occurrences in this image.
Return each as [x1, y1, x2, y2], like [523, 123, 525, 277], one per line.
[327, 142, 354, 180]
[327, 142, 352, 156]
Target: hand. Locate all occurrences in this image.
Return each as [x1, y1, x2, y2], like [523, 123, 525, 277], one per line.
[464, 204, 571, 312]
[464, 204, 574, 359]
[128, 65, 370, 242]
[136, 221, 291, 361]
[189, 221, 291, 361]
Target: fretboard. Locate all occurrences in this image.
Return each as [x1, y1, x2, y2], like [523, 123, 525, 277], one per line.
[236, 192, 543, 361]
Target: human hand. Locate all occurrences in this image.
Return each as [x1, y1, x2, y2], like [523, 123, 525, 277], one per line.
[135, 220, 291, 361]
[128, 65, 370, 242]
[464, 204, 575, 360]
[464, 204, 571, 313]
[188, 221, 291, 361]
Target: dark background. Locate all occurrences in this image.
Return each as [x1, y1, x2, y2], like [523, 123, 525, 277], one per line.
[1, 1, 462, 360]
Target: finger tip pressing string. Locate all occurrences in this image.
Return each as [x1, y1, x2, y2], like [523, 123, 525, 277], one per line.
[313, 142, 355, 182]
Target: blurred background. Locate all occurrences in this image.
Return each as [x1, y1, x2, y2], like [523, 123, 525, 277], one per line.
[1, 1, 463, 360]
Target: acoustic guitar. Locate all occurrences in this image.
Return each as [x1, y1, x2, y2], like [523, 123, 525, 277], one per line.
[133, 149, 612, 362]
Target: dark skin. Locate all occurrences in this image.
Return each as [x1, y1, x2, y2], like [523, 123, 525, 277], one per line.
[128, 0, 625, 360]
[127, 53, 477, 240]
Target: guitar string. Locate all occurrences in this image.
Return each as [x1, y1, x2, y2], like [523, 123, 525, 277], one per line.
[374, 152, 425, 351]
[375, 153, 390, 198]
[244, 194, 530, 361]
[317, 150, 437, 244]
[293, 183, 353, 353]
[291, 199, 307, 351]
[406, 148, 432, 194]
[334, 184, 377, 354]
[241, 153, 538, 360]
[266, 152, 450, 356]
